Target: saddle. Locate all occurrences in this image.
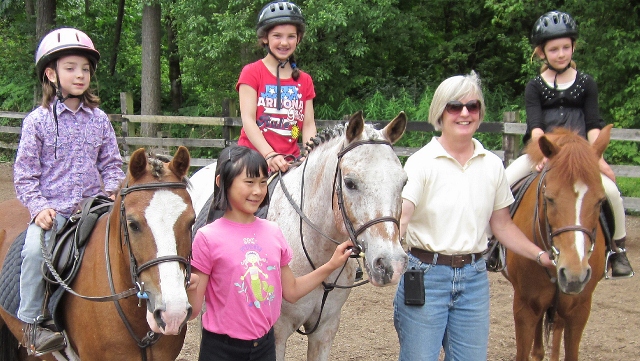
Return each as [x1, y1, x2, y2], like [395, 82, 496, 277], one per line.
[42, 195, 113, 285]
[0, 195, 113, 330]
[484, 173, 615, 272]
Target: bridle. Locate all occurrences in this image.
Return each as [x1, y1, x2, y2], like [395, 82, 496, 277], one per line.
[534, 166, 597, 265]
[276, 138, 400, 334]
[41, 180, 192, 361]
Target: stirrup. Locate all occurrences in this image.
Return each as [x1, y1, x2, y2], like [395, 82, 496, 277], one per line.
[604, 250, 635, 280]
[23, 322, 67, 356]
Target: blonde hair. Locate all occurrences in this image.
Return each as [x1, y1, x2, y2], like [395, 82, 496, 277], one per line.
[428, 70, 486, 131]
[530, 40, 578, 73]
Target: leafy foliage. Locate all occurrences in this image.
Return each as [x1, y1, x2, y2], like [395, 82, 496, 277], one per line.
[1, 0, 640, 171]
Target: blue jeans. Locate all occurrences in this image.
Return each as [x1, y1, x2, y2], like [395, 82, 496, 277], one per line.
[18, 214, 67, 323]
[394, 253, 489, 361]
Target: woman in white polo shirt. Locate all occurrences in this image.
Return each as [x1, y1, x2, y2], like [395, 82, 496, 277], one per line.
[393, 71, 554, 361]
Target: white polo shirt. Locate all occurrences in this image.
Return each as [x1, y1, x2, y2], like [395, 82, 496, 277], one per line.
[402, 137, 513, 254]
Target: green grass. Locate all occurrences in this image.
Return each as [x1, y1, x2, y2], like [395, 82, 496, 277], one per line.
[617, 177, 640, 198]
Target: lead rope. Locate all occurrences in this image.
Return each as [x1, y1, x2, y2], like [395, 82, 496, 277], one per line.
[275, 59, 288, 110]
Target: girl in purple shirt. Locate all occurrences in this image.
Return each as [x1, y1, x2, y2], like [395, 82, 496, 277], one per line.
[14, 27, 124, 356]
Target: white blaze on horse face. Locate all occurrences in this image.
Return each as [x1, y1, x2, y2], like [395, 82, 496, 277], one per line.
[145, 190, 189, 333]
[574, 181, 588, 260]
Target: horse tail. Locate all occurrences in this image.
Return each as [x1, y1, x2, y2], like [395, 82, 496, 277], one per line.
[0, 324, 20, 361]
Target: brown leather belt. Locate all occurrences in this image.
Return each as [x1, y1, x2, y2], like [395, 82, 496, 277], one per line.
[410, 248, 483, 268]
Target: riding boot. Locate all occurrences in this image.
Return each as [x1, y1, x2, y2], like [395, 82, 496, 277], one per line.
[22, 322, 66, 356]
[609, 238, 634, 278]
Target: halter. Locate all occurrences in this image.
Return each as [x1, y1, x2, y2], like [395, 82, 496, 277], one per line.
[534, 166, 597, 265]
[40, 180, 192, 361]
[276, 138, 399, 334]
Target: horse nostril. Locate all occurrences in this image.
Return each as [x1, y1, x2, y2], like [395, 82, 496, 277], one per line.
[558, 267, 567, 284]
[154, 309, 166, 330]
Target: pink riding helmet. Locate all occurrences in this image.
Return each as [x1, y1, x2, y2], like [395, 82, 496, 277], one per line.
[35, 27, 100, 82]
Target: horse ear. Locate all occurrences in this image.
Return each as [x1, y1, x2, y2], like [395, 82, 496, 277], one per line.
[538, 136, 558, 159]
[383, 111, 407, 145]
[129, 148, 148, 180]
[169, 146, 191, 179]
[345, 110, 365, 142]
[591, 124, 612, 158]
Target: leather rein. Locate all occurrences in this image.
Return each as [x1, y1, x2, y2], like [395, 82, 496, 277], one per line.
[275, 139, 400, 335]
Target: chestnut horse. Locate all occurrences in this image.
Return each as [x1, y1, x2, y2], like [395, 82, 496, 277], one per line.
[505, 125, 612, 361]
[189, 111, 409, 361]
[0, 146, 195, 360]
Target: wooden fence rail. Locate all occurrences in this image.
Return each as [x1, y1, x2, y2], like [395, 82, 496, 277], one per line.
[2, 96, 640, 211]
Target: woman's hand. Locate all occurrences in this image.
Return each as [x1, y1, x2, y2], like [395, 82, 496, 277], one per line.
[599, 158, 616, 182]
[35, 208, 57, 230]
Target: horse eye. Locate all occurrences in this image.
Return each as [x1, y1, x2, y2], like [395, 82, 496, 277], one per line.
[128, 220, 141, 232]
[545, 196, 555, 205]
[344, 179, 357, 190]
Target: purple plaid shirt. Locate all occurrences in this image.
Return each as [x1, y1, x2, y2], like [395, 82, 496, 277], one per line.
[14, 101, 125, 219]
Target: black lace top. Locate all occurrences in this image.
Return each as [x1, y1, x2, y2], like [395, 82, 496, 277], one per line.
[523, 71, 605, 144]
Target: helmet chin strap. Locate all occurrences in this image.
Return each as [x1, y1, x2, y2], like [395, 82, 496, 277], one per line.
[543, 47, 573, 89]
[51, 65, 81, 159]
[265, 45, 289, 110]
[545, 61, 572, 90]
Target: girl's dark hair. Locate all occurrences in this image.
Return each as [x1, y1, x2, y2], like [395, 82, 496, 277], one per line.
[214, 146, 270, 211]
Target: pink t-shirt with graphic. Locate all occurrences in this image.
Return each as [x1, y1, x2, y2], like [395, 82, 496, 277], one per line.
[192, 217, 293, 340]
[236, 60, 316, 157]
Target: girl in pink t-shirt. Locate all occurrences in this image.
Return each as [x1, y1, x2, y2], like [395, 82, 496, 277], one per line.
[187, 146, 352, 361]
[236, 1, 316, 173]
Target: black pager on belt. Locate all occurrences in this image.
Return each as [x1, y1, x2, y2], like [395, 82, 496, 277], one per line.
[403, 267, 425, 306]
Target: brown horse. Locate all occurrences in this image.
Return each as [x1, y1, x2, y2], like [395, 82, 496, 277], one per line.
[0, 146, 195, 360]
[505, 125, 612, 361]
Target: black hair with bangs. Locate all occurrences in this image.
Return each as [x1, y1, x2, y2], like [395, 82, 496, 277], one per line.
[213, 145, 269, 211]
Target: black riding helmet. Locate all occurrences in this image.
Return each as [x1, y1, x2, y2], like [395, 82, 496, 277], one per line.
[256, 1, 305, 35]
[531, 10, 578, 47]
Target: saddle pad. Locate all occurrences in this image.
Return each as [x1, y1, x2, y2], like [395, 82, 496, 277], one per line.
[0, 231, 27, 317]
[0, 231, 69, 330]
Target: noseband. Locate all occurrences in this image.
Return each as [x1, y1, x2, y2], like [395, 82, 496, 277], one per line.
[333, 139, 400, 253]
[535, 166, 597, 264]
[118, 182, 192, 294]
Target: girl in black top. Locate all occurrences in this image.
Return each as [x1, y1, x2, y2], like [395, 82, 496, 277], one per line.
[506, 10, 633, 278]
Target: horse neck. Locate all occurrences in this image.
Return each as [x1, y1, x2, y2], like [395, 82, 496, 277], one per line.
[281, 137, 345, 237]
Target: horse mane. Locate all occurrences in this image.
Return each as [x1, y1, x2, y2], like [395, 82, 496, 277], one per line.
[525, 128, 601, 184]
[116, 152, 191, 195]
[301, 122, 383, 156]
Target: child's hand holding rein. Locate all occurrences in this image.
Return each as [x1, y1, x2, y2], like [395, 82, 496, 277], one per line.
[327, 240, 355, 270]
[35, 208, 57, 230]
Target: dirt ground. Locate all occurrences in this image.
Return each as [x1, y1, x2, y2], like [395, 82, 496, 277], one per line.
[0, 162, 637, 360]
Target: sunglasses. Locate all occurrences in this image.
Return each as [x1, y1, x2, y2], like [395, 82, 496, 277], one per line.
[445, 100, 481, 115]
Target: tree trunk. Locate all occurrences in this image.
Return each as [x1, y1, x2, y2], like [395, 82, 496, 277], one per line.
[166, 11, 183, 113]
[140, 1, 161, 138]
[25, 0, 35, 18]
[34, 0, 56, 105]
[109, 0, 126, 76]
[35, 0, 56, 44]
